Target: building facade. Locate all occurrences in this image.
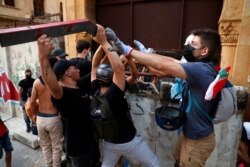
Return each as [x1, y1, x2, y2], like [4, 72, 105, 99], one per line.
[0, 1, 249, 166]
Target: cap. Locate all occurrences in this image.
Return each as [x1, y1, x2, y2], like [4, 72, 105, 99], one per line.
[53, 59, 74, 80]
[70, 58, 91, 78]
[52, 48, 68, 58]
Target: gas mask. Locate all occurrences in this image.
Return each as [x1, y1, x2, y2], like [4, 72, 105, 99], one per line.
[183, 44, 196, 62]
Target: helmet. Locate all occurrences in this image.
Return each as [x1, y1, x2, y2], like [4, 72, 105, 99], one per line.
[96, 64, 113, 83]
[155, 105, 183, 131]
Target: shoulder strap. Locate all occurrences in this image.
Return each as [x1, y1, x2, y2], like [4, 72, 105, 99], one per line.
[190, 93, 213, 122]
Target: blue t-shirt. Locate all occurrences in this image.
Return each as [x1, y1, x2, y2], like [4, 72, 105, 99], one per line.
[181, 62, 218, 139]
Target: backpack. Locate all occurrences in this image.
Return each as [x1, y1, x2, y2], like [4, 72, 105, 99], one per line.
[190, 66, 238, 124]
[170, 77, 183, 100]
[191, 84, 237, 124]
[90, 92, 120, 141]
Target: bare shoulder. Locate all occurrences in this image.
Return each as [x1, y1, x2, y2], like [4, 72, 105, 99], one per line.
[34, 79, 46, 91]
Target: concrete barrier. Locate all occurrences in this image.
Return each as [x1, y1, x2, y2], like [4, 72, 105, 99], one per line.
[125, 80, 248, 167]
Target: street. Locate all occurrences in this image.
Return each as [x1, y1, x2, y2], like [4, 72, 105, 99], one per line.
[0, 138, 45, 167]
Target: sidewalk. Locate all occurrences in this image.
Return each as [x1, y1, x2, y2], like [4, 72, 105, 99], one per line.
[0, 113, 45, 167]
[1, 113, 39, 148]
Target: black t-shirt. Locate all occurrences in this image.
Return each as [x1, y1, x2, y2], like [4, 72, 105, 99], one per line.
[241, 125, 250, 157]
[91, 80, 136, 143]
[51, 87, 96, 156]
[18, 77, 35, 101]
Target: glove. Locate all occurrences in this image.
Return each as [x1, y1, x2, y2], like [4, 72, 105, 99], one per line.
[105, 27, 133, 56]
[106, 27, 119, 42]
[133, 40, 154, 53]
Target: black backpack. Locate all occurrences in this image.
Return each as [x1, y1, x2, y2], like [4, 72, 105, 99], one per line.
[90, 93, 120, 141]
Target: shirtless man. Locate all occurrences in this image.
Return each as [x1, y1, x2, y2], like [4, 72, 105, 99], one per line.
[30, 58, 63, 167]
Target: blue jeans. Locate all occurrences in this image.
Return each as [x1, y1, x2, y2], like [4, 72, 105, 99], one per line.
[22, 107, 31, 130]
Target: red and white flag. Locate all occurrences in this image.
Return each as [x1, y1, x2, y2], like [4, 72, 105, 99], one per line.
[0, 69, 19, 103]
[205, 66, 231, 100]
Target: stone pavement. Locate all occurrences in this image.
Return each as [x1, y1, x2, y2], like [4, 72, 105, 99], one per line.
[0, 113, 45, 167]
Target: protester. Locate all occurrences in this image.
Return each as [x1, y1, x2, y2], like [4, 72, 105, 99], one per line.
[76, 40, 92, 60]
[106, 27, 221, 167]
[70, 40, 92, 96]
[30, 57, 63, 167]
[18, 69, 35, 133]
[91, 25, 160, 167]
[52, 48, 68, 60]
[0, 116, 13, 167]
[237, 122, 250, 167]
[37, 35, 100, 167]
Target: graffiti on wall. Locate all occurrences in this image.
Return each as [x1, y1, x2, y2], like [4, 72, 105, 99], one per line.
[0, 42, 40, 116]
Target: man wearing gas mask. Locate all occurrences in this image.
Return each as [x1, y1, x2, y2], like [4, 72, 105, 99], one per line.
[106, 28, 222, 167]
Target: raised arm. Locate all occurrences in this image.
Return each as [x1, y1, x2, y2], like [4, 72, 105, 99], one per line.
[145, 65, 167, 77]
[129, 50, 186, 79]
[91, 45, 104, 82]
[106, 29, 186, 79]
[93, 24, 125, 90]
[124, 56, 138, 85]
[37, 35, 62, 99]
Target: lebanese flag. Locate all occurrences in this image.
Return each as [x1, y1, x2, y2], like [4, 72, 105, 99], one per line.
[205, 66, 231, 100]
[0, 70, 20, 102]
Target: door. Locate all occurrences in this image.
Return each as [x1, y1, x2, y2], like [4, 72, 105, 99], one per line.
[96, 0, 223, 51]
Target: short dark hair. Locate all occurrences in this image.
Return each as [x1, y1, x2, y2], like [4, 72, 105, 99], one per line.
[25, 69, 32, 73]
[191, 28, 221, 65]
[76, 40, 91, 53]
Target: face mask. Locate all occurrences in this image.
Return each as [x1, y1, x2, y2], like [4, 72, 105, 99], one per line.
[25, 75, 31, 79]
[183, 44, 196, 62]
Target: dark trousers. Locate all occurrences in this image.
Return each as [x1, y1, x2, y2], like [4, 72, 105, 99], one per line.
[22, 106, 31, 130]
[70, 145, 100, 167]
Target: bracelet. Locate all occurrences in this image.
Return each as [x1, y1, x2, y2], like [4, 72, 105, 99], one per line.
[127, 48, 134, 57]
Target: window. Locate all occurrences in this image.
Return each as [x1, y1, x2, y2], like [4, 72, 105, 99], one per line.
[4, 0, 15, 7]
[33, 0, 44, 17]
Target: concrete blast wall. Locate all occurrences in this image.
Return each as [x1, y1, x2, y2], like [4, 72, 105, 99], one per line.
[125, 81, 248, 167]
